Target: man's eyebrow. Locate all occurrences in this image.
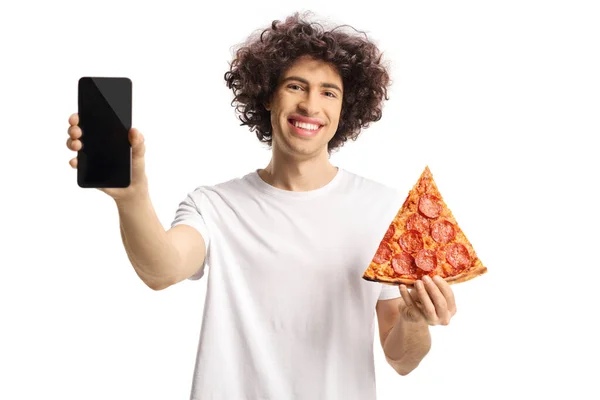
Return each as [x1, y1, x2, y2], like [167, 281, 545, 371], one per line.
[281, 76, 343, 93]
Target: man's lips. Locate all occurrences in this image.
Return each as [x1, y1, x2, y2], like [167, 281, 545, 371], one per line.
[287, 118, 323, 128]
[287, 114, 325, 126]
[287, 119, 323, 137]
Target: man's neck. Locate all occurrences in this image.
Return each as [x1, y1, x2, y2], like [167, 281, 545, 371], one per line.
[258, 150, 338, 192]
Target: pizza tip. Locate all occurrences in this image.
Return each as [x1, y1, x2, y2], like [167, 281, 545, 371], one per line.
[422, 165, 433, 178]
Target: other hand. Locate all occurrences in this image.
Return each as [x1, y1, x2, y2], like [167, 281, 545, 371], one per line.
[398, 275, 457, 326]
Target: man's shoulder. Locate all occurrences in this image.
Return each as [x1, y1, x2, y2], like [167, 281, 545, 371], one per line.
[184, 170, 259, 196]
[340, 168, 401, 197]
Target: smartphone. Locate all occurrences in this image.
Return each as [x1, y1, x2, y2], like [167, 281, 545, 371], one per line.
[77, 77, 132, 188]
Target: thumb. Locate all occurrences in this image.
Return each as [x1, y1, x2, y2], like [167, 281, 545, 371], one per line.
[129, 128, 146, 159]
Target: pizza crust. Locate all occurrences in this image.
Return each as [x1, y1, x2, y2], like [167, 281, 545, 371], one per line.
[363, 274, 418, 287]
[362, 262, 418, 287]
[444, 258, 488, 285]
[363, 257, 487, 288]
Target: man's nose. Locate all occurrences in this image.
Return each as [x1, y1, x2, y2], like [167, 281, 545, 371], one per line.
[297, 92, 321, 115]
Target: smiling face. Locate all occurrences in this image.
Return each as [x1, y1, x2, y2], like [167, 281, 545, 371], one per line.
[265, 55, 344, 159]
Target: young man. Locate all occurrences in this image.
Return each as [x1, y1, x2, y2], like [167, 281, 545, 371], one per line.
[66, 12, 457, 400]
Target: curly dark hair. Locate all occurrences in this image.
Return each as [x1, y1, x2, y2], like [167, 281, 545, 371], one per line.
[224, 11, 392, 153]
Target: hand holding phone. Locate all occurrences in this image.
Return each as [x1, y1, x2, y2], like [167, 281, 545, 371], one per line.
[67, 77, 149, 201]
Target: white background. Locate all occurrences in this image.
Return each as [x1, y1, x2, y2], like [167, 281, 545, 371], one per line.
[1, 0, 599, 399]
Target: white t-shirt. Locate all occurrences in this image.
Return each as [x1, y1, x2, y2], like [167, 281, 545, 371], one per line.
[171, 167, 403, 400]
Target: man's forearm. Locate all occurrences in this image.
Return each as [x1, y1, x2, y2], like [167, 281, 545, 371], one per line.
[383, 305, 432, 375]
[116, 193, 181, 289]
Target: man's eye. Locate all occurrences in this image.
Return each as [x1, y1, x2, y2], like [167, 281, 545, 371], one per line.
[288, 84, 302, 90]
[325, 92, 336, 98]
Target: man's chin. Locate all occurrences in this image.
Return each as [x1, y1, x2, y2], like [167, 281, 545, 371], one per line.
[275, 137, 328, 158]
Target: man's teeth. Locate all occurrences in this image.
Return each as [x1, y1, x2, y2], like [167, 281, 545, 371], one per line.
[293, 120, 320, 131]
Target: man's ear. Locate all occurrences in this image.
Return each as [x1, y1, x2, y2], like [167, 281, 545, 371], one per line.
[264, 94, 273, 111]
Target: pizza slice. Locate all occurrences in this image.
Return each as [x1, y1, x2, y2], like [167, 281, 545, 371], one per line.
[363, 166, 487, 287]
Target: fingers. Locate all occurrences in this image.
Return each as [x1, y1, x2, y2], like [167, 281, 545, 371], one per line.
[68, 113, 79, 126]
[67, 119, 82, 152]
[66, 112, 146, 176]
[68, 124, 81, 140]
[130, 128, 145, 159]
[399, 284, 423, 323]
[414, 279, 438, 322]
[66, 137, 82, 151]
[399, 284, 416, 308]
[434, 275, 457, 317]
[400, 276, 457, 326]
[423, 276, 452, 325]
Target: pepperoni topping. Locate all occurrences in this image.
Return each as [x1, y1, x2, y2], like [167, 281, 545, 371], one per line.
[398, 230, 423, 253]
[431, 219, 456, 244]
[383, 224, 395, 241]
[373, 244, 392, 264]
[391, 252, 417, 275]
[418, 195, 442, 219]
[406, 213, 430, 235]
[445, 243, 471, 270]
[415, 249, 437, 272]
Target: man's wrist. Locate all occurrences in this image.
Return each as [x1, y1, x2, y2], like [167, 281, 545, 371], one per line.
[114, 189, 151, 212]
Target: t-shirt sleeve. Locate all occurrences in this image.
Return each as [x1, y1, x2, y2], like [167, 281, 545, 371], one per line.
[378, 283, 401, 300]
[170, 191, 210, 281]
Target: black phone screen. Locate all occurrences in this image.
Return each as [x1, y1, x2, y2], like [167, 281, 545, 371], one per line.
[77, 77, 132, 188]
